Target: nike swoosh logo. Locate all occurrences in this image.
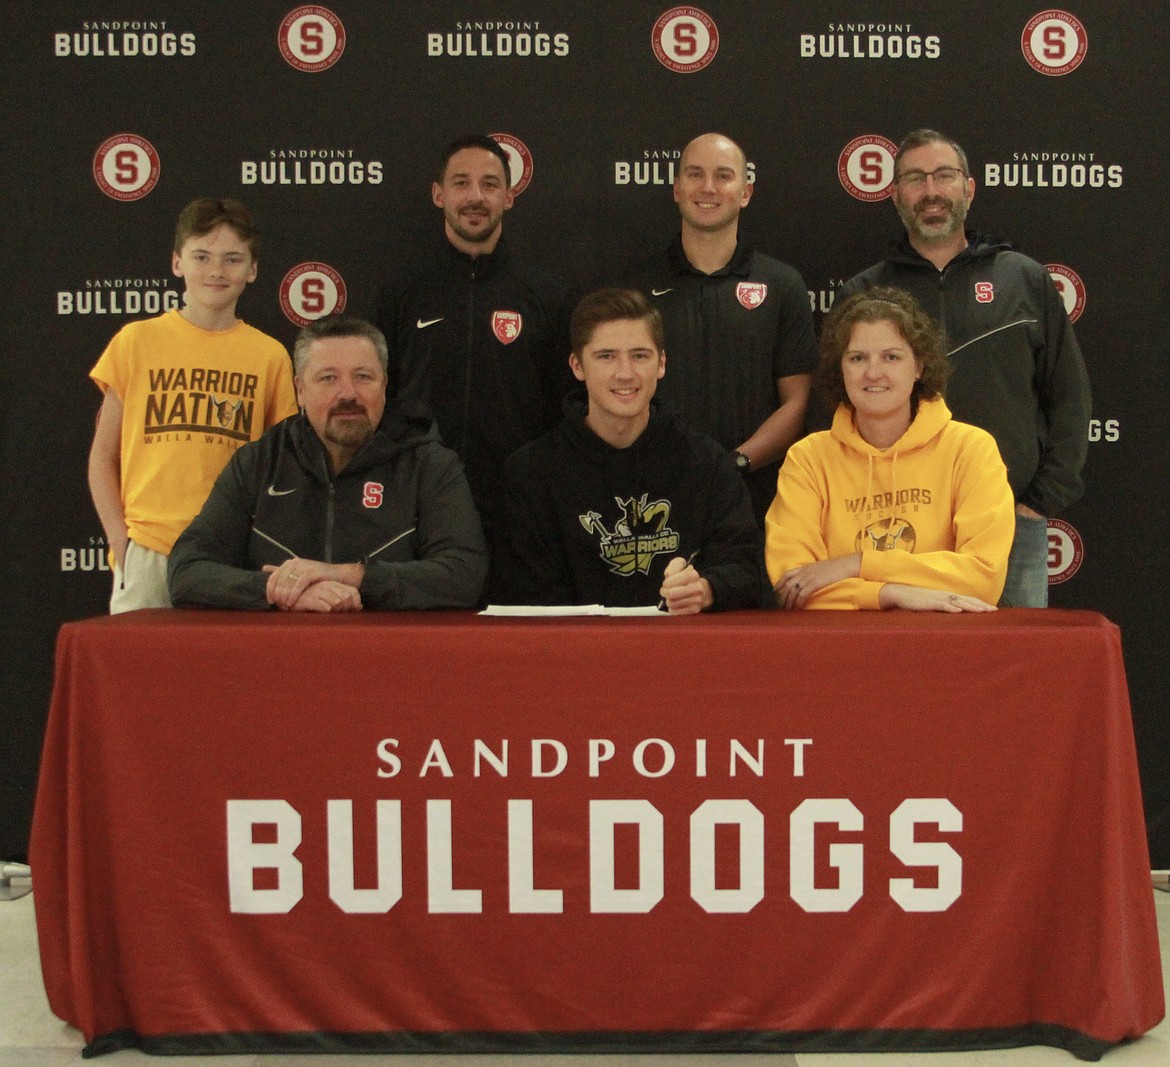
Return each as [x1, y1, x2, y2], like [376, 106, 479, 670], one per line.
[651, 288, 673, 297]
[266, 486, 297, 497]
[416, 317, 444, 329]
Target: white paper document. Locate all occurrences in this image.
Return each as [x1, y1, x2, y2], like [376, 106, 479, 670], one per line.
[479, 604, 666, 617]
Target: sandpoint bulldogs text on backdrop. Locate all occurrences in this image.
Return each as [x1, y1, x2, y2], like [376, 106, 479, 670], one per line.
[54, 20, 196, 57]
[241, 149, 385, 187]
[799, 22, 942, 59]
[426, 18, 570, 57]
[614, 147, 756, 187]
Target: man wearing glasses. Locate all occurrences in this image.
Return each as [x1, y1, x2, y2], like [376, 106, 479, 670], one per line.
[839, 129, 1090, 607]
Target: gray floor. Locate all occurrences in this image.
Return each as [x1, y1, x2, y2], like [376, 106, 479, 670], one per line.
[1, 881, 1166, 1067]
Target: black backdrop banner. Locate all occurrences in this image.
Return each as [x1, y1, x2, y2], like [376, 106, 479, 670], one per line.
[2, 2, 1167, 866]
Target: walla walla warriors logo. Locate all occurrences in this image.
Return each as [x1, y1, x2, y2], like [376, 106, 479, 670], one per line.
[579, 495, 680, 576]
[143, 366, 261, 442]
[856, 516, 917, 554]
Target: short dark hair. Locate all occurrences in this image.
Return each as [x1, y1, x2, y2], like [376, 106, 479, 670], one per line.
[571, 288, 665, 355]
[894, 129, 970, 179]
[293, 315, 389, 377]
[174, 198, 261, 259]
[437, 135, 512, 187]
[818, 287, 949, 411]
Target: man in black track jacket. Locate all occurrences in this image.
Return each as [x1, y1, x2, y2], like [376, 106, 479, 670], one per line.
[168, 316, 487, 611]
[374, 135, 572, 569]
[840, 129, 1090, 607]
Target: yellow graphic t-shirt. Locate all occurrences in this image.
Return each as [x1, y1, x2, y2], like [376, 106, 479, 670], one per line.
[90, 309, 297, 554]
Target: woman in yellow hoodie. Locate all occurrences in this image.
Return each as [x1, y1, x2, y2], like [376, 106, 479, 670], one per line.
[765, 287, 1014, 610]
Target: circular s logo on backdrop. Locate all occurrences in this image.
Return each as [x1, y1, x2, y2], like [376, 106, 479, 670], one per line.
[1047, 519, 1084, 585]
[838, 136, 896, 202]
[491, 133, 533, 196]
[93, 134, 160, 201]
[1022, 10, 1087, 76]
[280, 263, 348, 327]
[652, 7, 719, 73]
[279, 6, 346, 72]
[1046, 264, 1086, 323]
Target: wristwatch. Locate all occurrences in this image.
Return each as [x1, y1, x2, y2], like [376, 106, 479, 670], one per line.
[733, 450, 751, 473]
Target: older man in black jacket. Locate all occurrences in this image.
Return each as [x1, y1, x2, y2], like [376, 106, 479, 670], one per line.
[168, 315, 487, 611]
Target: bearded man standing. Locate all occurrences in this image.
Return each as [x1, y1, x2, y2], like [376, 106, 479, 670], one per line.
[840, 129, 1090, 606]
[374, 135, 571, 570]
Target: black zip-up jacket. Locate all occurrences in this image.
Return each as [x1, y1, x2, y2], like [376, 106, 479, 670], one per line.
[168, 403, 487, 610]
[374, 237, 572, 535]
[495, 391, 767, 610]
[841, 231, 1090, 517]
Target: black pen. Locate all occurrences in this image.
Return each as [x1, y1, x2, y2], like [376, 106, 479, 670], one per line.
[658, 550, 700, 612]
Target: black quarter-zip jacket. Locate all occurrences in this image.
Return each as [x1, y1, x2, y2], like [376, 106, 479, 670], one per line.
[374, 237, 572, 535]
[168, 402, 487, 610]
[840, 231, 1090, 516]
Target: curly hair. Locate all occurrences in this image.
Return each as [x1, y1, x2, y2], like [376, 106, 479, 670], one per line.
[817, 287, 950, 412]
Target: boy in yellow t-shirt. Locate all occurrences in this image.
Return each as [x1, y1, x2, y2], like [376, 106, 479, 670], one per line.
[88, 198, 298, 612]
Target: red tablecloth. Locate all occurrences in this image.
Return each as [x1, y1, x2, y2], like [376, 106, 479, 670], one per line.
[30, 609, 1164, 1058]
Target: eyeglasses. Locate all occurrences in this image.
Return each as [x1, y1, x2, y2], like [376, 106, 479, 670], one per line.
[895, 166, 966, 189]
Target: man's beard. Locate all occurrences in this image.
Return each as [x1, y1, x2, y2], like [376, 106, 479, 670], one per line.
[449, 204, 500, 244]
[900, 194, 968, 241]
[325, 405, 375, 451]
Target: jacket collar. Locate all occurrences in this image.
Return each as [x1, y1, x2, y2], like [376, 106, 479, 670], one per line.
[885, 229, 1012, 268]
[669, 233, 753, 278]
[287, 401, 438, 481]
[559, 387, 679, 457]
[440, 233, 509, 277]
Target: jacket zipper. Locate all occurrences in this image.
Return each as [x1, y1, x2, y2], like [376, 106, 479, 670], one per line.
[325, 481, 336, 562]
[461, 258, 478, 456]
